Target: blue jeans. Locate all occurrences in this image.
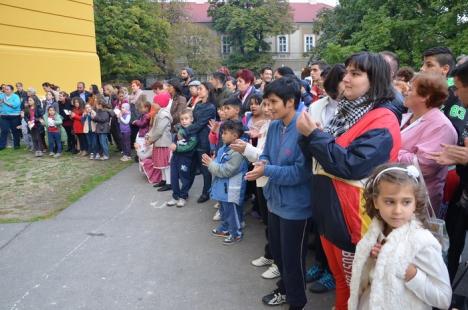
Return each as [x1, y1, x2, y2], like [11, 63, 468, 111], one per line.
[86, 132, 97, 154]
[0, 115, 21, 149]
[97, 133, 109, 157]
[171, 154, 193, 200]
[216, 202, 242, 238]
[48, 131, 62, 153]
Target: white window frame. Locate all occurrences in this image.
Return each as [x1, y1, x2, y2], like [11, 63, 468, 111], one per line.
[221, 35, 231, 55]
[304, 34, 315, 52]
[277, 35, 288, 53]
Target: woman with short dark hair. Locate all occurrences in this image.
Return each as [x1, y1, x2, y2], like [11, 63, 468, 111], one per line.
[165, 78, 188, 132]
[399, 72, 457, 216]
[297, 52, 402, 310]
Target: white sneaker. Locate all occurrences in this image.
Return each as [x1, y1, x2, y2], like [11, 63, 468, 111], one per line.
[49, 152, 55, 156]
[176, 199, 186, 208]
[166, 199, 178, 207]
[251, 256, 274, 267]
[262, 264, 280, 279]
[212, 209, 221, 221]
[213, 202, 220, 209]
[95, 154, 101, 160]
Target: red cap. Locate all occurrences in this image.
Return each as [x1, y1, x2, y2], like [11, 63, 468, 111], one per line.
[153, 92, 171, 108]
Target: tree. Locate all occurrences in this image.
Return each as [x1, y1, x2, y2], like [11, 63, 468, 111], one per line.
[208, 0, 295, 71]
[94, 0, 170, 81]
[311, 0, 468, 67]
[167, 21, 222, 75]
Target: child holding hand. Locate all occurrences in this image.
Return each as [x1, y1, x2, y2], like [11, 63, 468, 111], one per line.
[348, 163, 452, 310]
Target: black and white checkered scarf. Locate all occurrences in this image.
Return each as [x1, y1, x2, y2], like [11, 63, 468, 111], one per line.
[324, 95, 372, 137]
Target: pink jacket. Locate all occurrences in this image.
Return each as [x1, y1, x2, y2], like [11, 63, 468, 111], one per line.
[399, 108, 457, 214]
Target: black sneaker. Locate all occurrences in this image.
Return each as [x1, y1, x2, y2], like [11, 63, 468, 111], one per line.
[197, 194, 210, 203]
[153, 181, 166, 188]
[157, 184, 172, 192]
[262, 289, 286, 306]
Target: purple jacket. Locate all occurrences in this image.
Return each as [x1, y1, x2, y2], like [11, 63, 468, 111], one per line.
[399, 108, 457, 215]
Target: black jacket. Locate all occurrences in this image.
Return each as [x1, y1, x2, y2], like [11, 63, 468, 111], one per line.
[93, 109, 110, 134]
[186, 102, 216, 152]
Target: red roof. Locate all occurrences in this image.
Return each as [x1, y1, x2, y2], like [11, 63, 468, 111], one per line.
[184, 2, 331, 24]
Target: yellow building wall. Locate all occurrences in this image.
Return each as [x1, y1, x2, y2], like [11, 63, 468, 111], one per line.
[0, 0, 101, 96]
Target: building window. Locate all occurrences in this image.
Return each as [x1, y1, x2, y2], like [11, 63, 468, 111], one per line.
[221, 35, 231, 55]
[277, 35, 288, 53]
[304, 35, 315, 52]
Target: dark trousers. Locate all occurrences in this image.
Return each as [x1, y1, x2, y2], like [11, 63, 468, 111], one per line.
[30, 126, 44, 151]
[257, 186, 272, 259]
[171, 154, 193, 200]
[120, 131, 131, 156]
[111, 117, 121, 150]
[268, 212, 310, 308]
[190, 150, 212, 196]
[48, 131, 62, 153]
[0, 115, 21, 149]
[130, 124, 138, 148]
[63, 125, 75, 151]
[76, 133, 87, 152]
[86, 132, 97, 154]
[447, 187, 468, 282]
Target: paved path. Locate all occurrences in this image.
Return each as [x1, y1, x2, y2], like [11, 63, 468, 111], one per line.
[0, 165, 334, 310]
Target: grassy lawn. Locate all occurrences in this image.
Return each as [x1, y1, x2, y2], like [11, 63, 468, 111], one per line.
[0, 147, 132, 223]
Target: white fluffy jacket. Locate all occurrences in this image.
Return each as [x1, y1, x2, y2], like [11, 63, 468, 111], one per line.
[348, 218, 452, 310]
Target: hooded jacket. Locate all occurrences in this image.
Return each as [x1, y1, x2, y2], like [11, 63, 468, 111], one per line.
[147, 108, 172, 147]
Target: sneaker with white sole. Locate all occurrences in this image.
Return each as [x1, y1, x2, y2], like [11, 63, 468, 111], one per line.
[212, 209, 221, 221]
[251, 256, 274, 267]
[49, 152, 55, 156]
[262, 264, 280, 279]
[95, 154, 101, 160]
[262, 289, 286, 306]
[166, 199, 178, 207]
[213, 202, 220, 209]
[176, 198, 186, 208]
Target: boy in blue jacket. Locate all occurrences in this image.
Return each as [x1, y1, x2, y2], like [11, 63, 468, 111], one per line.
[246, 77, 312, 310]
[202, 120, 248, 245]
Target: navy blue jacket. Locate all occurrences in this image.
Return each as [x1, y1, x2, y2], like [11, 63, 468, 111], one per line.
[186, 102, 216, 152]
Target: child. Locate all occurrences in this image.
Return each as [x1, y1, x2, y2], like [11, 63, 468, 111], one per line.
[202, 120, 248, 245]
[166, 109, 198, 208]
[24, 96, 44, 157]
[43, 106, 63, 158]
[132, 100, 152, 151]
[82, 103, 97, 159]
[92, 97, 111, 160]
[146, 93, 173, 191]
[245, 94, 267, 147]
[71, 97, 87, 156]
[348, 163, 452, 310]
[118, 103, 132, 161]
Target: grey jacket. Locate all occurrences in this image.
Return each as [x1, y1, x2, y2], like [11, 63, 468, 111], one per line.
[147, 108, 173, 147]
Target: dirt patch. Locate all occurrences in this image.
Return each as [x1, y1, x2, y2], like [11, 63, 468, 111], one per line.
[0, 148, 131, 222]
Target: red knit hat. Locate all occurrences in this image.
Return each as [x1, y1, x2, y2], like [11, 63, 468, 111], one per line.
[153, 92, 171, 108]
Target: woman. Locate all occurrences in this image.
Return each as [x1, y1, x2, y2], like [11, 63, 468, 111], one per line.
[58, 91, 76, 153]
[186, 81, 217, 203]
[165, 79, 188, 132]
[236, 69, 260, 116]
[297, 52, 402, 310]
[399, 73, 457, 217]
[129, 80, 144, 146]
[88, 84, 101, 107]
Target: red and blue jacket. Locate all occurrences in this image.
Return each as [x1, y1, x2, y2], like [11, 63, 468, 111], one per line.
[299, 104, 401, 252]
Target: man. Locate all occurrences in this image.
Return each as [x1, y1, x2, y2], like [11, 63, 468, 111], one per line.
[380, 51, 406, 123]
[431, 62, 468, 308]
[246, 77, 312, 310]
[209, 72, 232, 108]
[179, 67, 194, 101]
[309, 60, 330, 103]
[421, 46, 467, 138]
[15, 82, 28, 109]
[70, 82, 91, 103]
[0, 85, 22, 150]
[274, 66, 295, 80]
[255, 67, 273, 92]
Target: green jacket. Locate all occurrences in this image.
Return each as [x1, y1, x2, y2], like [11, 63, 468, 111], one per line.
[43, 113, 67, 141]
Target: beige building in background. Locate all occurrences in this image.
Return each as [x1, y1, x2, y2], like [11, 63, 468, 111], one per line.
[0, 0, 101, 95]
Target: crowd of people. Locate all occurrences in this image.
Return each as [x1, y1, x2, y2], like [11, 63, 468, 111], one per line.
[1, 46, 468, 310]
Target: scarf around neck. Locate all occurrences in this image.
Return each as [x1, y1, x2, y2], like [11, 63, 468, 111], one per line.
[324, 95, 372, 137]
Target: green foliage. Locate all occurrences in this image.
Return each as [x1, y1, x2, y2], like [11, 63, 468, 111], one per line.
[312, 0, 468, 67]
[208, 0, 294, 69]
[167, 22, 222, 75]
[94, 0, 170, 81]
